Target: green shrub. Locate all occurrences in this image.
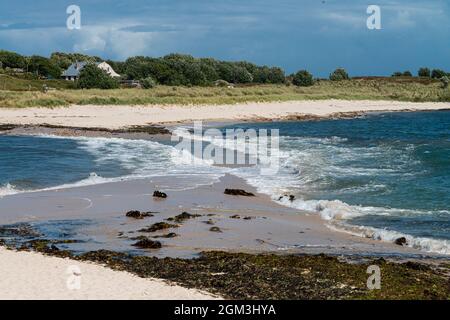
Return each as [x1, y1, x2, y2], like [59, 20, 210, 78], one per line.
[292, 70, 314, 87]
[431, 69, 447, 79]
[440, 76, 449, 89]
[77, 64, 119, 89]
[418, 68, 431, 78]
[141, 77, 157, 89]
[391, 72, 403, 77]
[402, 71, 412, 77]
[329, 68, 349, 81]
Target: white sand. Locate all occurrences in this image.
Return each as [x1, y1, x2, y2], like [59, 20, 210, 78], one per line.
[0, 247, 217, 300]
[0, 100, 448, 129]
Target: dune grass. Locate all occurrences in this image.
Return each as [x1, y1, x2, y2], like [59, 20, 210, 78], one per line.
[0, 77, 449, 108]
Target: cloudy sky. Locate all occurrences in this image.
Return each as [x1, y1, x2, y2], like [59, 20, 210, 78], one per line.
[0, 0, 448, 76]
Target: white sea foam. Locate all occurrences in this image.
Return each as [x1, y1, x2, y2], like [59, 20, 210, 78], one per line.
[0, 183, 21, 197]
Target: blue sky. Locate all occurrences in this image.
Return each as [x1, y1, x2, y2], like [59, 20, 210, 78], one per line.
[0, 0, 449, 76]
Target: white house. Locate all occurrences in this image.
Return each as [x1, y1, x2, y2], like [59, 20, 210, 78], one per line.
[62, 61, 120, 81]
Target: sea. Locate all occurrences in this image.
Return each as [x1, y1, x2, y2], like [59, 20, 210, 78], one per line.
[1, 110, 449, 255]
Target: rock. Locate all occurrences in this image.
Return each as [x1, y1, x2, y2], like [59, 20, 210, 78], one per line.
[167, 212, 201, 223]
[224, 189, 255, 197]
[153, 233, 178, 239]
[139, 222, 178, 233]
[132, 238, 162, 249]
[278, 194, 295, 201]
[203, 220, 215, 225]
[243, 216, 253, 220]
[126, 210, 155, 219]
[153, 191, 167, 198]
[230, 215, 241, 219]
[209, 227, 222, 233]
[394, 237, 407, 246]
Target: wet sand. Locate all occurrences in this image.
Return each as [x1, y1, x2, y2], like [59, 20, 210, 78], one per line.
[0, 174, 442, 259]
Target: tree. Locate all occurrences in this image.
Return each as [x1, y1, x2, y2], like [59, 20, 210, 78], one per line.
[232, 66, 253, 83]
[329, 68, 349, 81]
[402, 71, 412, 77]
[292, 70, 314, 87]
[0, 50, 26, 69]
[141, 76, 157, 89]
[418, 67, 431, 78]
[28, 55, 61, 78]
[431, 69, 447, 79]
[77, 64, 119, 89]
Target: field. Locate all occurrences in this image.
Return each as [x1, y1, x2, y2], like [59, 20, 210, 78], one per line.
[0, 76, 449, 108]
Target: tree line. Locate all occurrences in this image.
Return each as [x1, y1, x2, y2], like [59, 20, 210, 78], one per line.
[0, 49, 448, 89]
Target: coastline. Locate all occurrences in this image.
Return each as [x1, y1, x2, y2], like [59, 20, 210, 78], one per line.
[1, 174, 449, 299]
[0, 100, 449, 129]
[1, 101, 449, 299]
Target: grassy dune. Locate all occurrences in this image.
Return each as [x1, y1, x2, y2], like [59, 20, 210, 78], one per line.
[0, 77, 449, 108]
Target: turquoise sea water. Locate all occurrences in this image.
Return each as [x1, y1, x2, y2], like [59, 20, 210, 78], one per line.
[0, 111, 449, 254]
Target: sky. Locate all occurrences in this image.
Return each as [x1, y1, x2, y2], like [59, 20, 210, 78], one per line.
[0, 0, 449, 77]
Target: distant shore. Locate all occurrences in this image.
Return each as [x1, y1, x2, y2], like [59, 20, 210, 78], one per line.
[0, 100, 449, 130]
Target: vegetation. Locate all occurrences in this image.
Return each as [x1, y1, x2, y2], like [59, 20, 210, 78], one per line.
[392, 71, 413, 77]
[0, 49, 449, 107]
[140, 76, 157, 89]
[418, 67, 431, 78]
[431, 69, 447, 79]
[292, 70, 314, 87]
[441, 76, 449, 89]
[0, 78, 448, 108]
[77, 64, 119, 89]
[329, 68, 349, 81]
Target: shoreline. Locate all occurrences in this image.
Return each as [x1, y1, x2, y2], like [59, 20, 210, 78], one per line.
[1, 102, 449, 299]
[0, 100, 449, 130]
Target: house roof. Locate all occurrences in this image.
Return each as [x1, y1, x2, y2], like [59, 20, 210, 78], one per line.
[62, 61, 100, 77]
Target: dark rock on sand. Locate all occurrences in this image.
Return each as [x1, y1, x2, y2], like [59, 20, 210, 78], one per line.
[278, 194, 295, 202]
[209, 227, 222, 233]
[132, 238, 162, 249]
[203, 220, 215, 225]
[153, 233, 178, 239]
[139, 222, 178, 233]
[224, 189, 255, 197]
[125, 210, 155, 219]
[167, 212, 201, 223]
[230, 215, 241, 219]
[394, 237, 407, 246]
[153, 191, 167, 198]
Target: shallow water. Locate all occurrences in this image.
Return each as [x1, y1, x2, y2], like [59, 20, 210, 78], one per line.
[1, 111, 449, 255]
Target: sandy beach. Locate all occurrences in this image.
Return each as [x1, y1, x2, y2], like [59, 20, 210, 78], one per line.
[1, 101, 449, 299]
[0, 247, 217, 300]
[0, 100, 449, 129]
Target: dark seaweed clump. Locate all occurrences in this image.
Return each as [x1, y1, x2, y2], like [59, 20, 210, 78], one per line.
[126, 210, 156, 219]
[139, 222, 178, 233]
[132, 237, 162, 249]
[167, 212, 201, 223]
[67, 251, 450, 300]
[224, 189, 255, 196]
[153, 191, 168, 198]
